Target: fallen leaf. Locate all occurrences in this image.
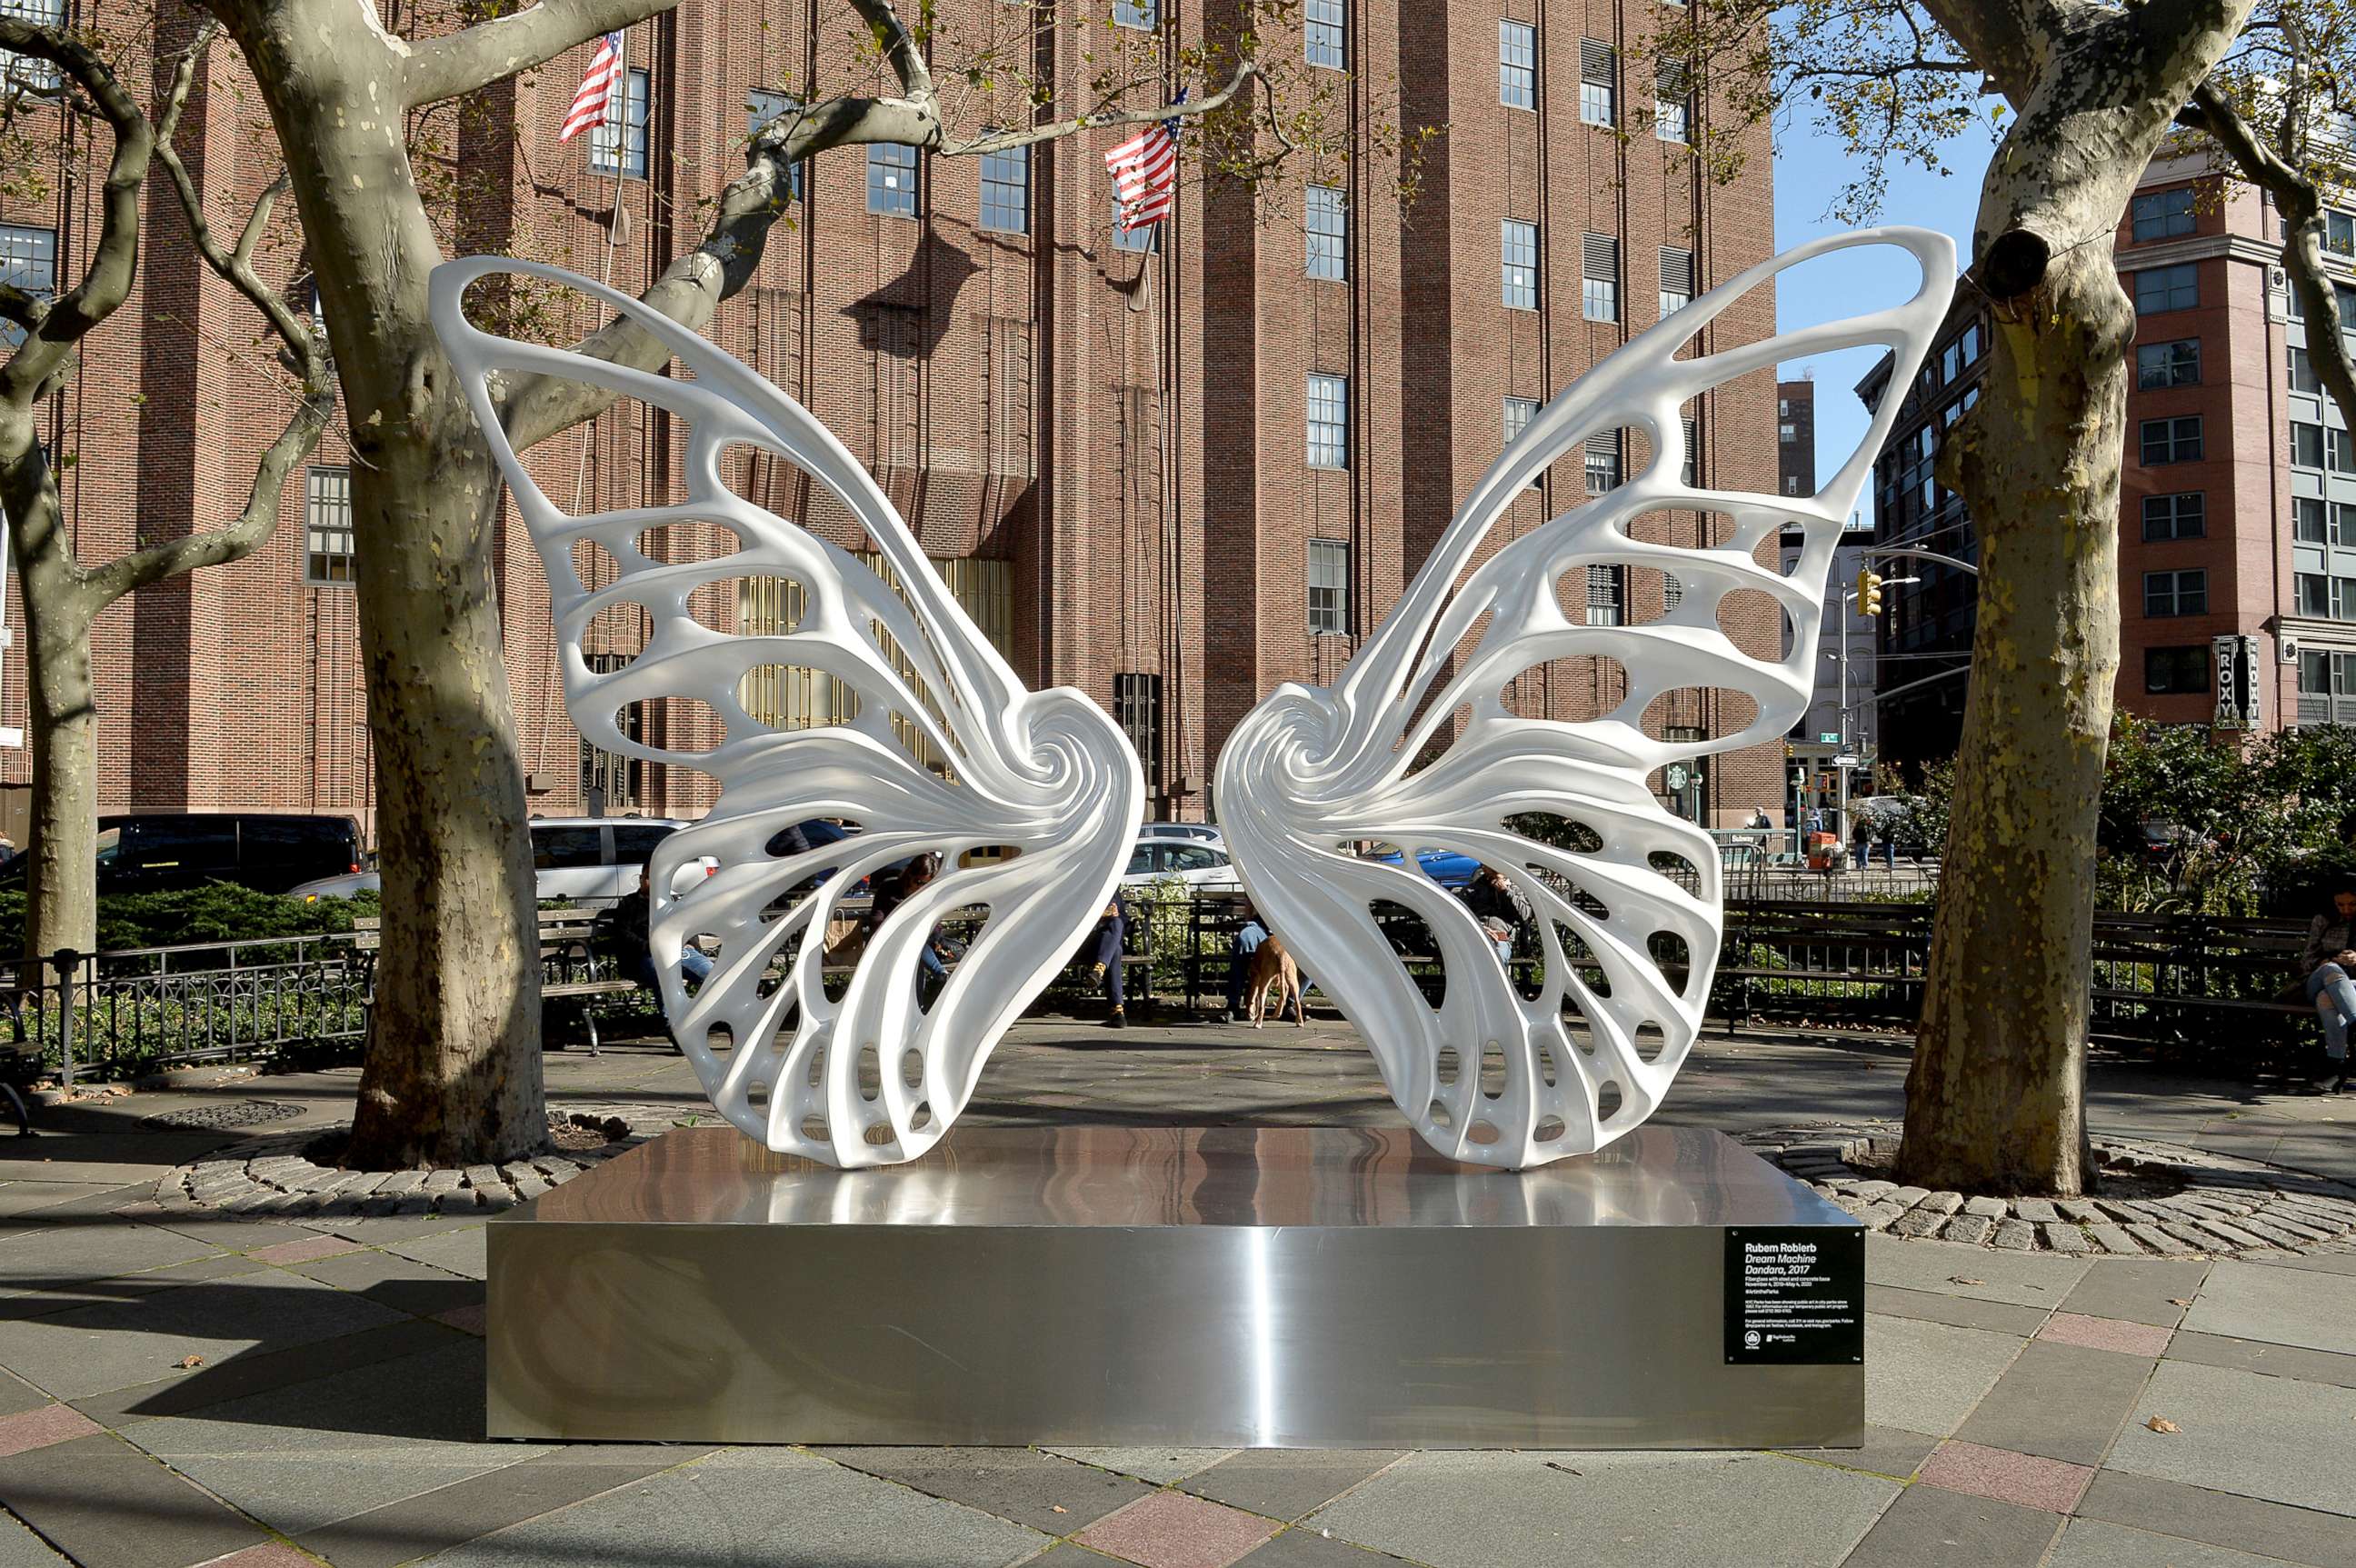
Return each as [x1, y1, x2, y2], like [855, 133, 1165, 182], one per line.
[1050, 1505, 1068, 1515]
[2168, 1298, 2193, 1307]
[2145, 1416, 2181, 1433]
[175, 1354, 203, 1369]
[1544, 1462, 1582, 1475]
[1949, 1276, 1985, 1286]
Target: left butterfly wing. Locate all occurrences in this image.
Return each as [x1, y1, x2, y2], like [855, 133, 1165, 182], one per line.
[431, 258, 1143, 1168]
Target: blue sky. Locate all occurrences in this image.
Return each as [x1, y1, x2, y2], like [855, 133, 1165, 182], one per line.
[1773, 117, 1993, 521]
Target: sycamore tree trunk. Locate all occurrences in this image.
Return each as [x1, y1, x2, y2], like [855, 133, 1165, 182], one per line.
[214, 0, 543, 1167]
[1898, 0, 2256, 1196]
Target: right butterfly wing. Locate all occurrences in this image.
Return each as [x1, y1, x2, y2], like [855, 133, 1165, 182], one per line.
[431, 258, 1143, 1169]
[1218, 228, 1956, 1169]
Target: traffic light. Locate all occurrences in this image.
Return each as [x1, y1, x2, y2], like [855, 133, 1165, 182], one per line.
[1855, 567, 1884, 617]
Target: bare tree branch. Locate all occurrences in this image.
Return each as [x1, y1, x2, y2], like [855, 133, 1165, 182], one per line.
[2179, 79, 2356, 442]
[940, 60, 1260, 155]
[404, 0, 676, 110]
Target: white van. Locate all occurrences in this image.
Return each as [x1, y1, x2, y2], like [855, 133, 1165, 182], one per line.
[288, 816, 715, 904]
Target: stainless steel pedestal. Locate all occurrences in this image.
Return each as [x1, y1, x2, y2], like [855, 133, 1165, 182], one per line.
[486, 1124, 1863, 1448]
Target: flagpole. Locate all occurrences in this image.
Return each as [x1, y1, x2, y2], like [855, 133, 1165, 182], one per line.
[571, 27, 632, 524]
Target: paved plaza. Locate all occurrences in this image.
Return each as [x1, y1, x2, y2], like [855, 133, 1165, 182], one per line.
[0, 1017, 2351, 1568]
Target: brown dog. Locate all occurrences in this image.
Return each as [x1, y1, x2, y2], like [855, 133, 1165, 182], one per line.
[1245, 934, 1306, 1027]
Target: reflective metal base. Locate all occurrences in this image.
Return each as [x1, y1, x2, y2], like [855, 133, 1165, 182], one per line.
[486, 1124, 1863, 1448]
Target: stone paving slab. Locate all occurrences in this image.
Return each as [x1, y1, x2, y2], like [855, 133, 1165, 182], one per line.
[0, 1183, 141, 1227]
[380, 1227, 489, 1283]
[1862, 1314, 2023, 1436]
[0, 1266, 408, 1401]
[0, 1223, 224, 1299]
[2166, 1329, 2356, 1391]
[126, 1338, 549, 1535]
[2074, 1471, 2356, 1568]
[1074, 1490, 1280, 1568]
[1180, 1450, 1405, 1523]
[2184, 1260, 2356, 1356]
[1304, 1451, 1894, 1568]
[0, 1510, 70, 1567]
[1861, 1284, 2052, 1336]
[2111, 1359, 2356, 1517]
[408, 1446, 1048, 1568]
[1836, 1483, 2061, 1568]
[71, 1317, 460, 1425]
[2056, 1259, 2211, 1327]
[1863, 1236, 2087, 1307]
[818, 1446, 1153, 1533]
[286, 1245, 484, 1319]
[1952, 1340, 2156, 1467]
[1043, 1447, 1241, 1485]
[1230, 1529, 1404, 1567]
[0, 1431, 265, 1568]
[1776, 1424, 1940, 1482]
[2244, 1248, 2356, 1279]
[292, 1443, 716, 1568]
[2046, 1517, 2320, 1568]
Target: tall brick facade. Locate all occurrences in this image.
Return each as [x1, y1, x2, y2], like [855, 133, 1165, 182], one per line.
[0, 0, 1778, 840]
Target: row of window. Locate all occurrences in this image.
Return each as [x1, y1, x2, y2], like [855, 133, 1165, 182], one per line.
[2291, 419, 2356, 474]
[1502, 28, 1692, 140]
[2136, 185, 2356, 255]
[1115, 0, 1344, 67]
[1496, 225, 1693, 320]
[1307, 544, 1655, 637]
[2293, 573, 2356, 620]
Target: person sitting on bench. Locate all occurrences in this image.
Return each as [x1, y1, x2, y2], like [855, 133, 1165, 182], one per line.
[2300, 884, 2356, 1094]
[1085, 891, 1131, 1029]
[600, 867, 715, 994]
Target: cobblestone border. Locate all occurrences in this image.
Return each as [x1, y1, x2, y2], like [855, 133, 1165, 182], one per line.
[1741, 1122, 2356, 1256]
[154, 1103, 686, 1223]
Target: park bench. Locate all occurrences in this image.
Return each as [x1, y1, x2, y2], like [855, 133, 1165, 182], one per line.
[355, 908, 640, 1054]
[813, 894, 1155, 1011]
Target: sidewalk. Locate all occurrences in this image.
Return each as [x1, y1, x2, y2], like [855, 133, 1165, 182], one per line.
[0, 1019, 2350, 1567]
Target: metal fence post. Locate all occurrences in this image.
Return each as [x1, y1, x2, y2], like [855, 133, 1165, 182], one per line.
[48, 948, 81, 1089]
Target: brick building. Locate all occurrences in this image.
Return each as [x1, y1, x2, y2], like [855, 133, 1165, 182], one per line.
[1866, 155, 2356, 774]
[0, 0, 1781, 842]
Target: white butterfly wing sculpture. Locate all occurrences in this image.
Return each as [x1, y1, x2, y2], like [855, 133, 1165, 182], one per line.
[1218, 228, 1955, 1170]
[431, 259, 1143, 1169]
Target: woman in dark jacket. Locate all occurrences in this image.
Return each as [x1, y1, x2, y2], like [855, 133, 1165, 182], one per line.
[2300, 884, 2356, 1093]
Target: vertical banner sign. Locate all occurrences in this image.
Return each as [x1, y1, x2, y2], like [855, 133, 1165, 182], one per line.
[2214, 634, 2261, 730]
[1725, 1226, 1864, 1364]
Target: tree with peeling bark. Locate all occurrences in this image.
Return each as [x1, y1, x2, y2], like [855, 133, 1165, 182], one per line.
[0, 17, 334, 964]
[184, 0, 1407, 1167]
[1660, 0, 2259, 1194]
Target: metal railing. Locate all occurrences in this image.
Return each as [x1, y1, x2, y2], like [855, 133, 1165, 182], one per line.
[1, 934, 370, 1084]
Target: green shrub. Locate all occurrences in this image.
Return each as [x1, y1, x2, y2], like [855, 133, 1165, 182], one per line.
[0, 884, 375, 957]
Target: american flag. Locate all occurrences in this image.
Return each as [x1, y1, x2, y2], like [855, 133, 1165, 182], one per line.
[558, 32, 625, 143]
[1105, 93, 1185, 233]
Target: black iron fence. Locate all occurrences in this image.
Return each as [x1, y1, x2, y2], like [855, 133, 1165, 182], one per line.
[1, 934, 370, 1084]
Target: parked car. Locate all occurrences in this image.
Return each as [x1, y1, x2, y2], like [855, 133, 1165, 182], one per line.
[288, 816, 715, 903]
[1363, 844, 1482, 889]
[0, 813, 366, 897]
[1122, 838, 1243, 892]
[1138, 821, 1224, 846]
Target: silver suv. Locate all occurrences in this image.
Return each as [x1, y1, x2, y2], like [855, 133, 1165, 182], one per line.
[288, 816, 715, 903]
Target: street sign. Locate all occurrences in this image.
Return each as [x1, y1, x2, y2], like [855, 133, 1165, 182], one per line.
[1816, 732, 1841, 744]
[2213, 634, 2261, 730]
[1832, 754, 1859, 768]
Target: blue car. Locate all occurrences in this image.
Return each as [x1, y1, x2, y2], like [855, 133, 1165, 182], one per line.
[1364, 845, 1482, 888]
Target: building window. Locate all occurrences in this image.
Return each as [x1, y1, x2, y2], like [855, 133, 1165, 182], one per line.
[2294, 420, 2327, 469]
[1112, 197, 1158, 253]
[2291, 345, 2321, 394]
[2330, 209, 2356, 255]
[2143, 568, 2207, 618]
[1501, 219, 1539, 310]
[1306, 373, 1348, 468]
[1113, 0, 1155, 28]
[588, 66, 651, 179]
[2144, 646, 2210, 694]
[1503, 395, 1542, 487]
[1113, 674, 1162, 781]
[1659, 245, 1693, 317]
[2298, 496, 2329, 543]
[2336, 502, 2356, 544]
[2141, 493, 2204, 541]
[2136, 338, 2200, 388]
[867, 143, 918, 216]
[1576, 38, 1612, 124]
[1584, 431, 1622, 494]
[1307, 538, 1350, 633]
[1, 0, 64, 91]
[1305, 184, 1347, 281]
[1681, 414, 1700, 485]
[1305, 0, 1345, 68]
[1959, 323, 1983, 364]
[1585, 564, 1624, 626]
[2334, 428, 2356, 475]
[978, 144, 1029, 233]
[1582, 232, 1619, 322]
[1499, 20, 1537, 108]
[0, 222, 57, 349]
[2299, 572, 2332, 617]
[2337, 577, 2356, 621]
[2130, 187, 2196, 243]
[2132, 264, 2198, 315]
[2139, 415, 2201, 464]
[1654, 62, 1691, 143]
[304, 467, 356, 585]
